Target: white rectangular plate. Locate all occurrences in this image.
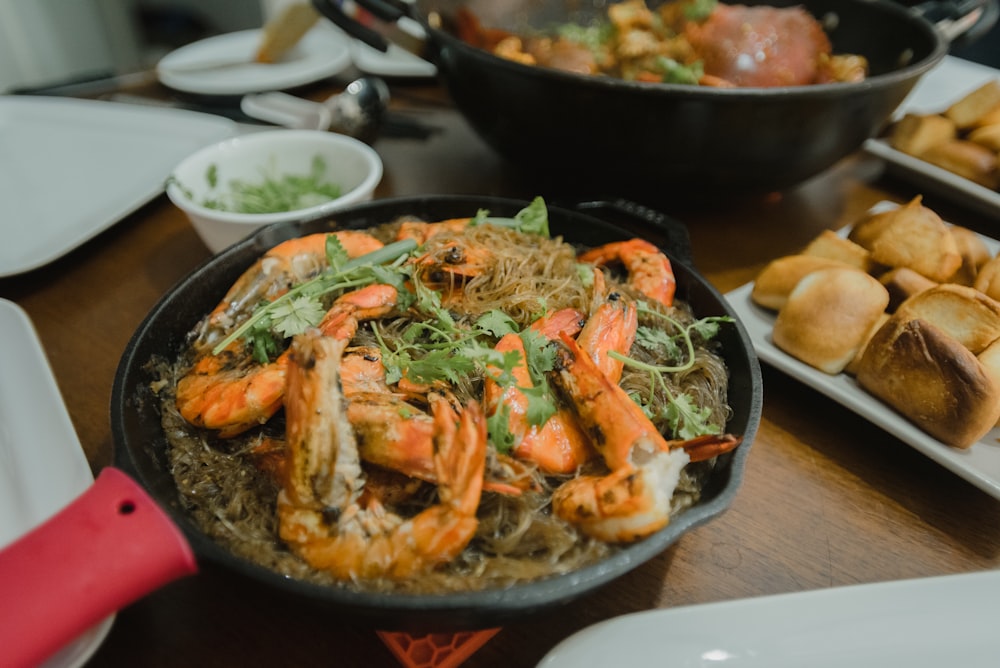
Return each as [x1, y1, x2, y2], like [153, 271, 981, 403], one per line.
[722, 213, 1000, 500]
[539, 569, 1000, 667]
[0, 96, 236, 277]
[862, 55, 1000, 219]
[0, 299, 113, 666]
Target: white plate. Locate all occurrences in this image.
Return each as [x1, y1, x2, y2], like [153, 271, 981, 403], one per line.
[538, 569, 1000, 667]
[0, 96, 236, 277]
[350, 40, 437, 78]
[0, 299, 114, 667]
[723, 207, 1000, 500]
[862, 55, 1000, 219]
[157, 24, 353, 96]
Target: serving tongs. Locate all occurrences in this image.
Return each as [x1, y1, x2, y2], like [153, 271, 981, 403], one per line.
[311, 0, 430, 55]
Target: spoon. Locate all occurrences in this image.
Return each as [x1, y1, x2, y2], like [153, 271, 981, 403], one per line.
[241, 76, 390, 141]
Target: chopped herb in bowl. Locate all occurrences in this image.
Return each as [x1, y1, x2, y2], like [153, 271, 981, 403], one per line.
[174, 155, 343, 214]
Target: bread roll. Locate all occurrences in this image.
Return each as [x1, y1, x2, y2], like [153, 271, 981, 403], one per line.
[889, 113, 956, 156]
[944, 80, 1000, 129]
[895, 283, 1000, 354]
[879, 267, 937, 312]
[972, 106, 1000, 129]
[772, 267, 889, 374]
[861, 197, 963, 282]
[921, 140, 999, 190]
[947, 225, 991, 285]
[968, 124, 1000, 152]
[856, 314, 1000, 448]
[847, 206, 900, 250]
[751, 255, 848, 310]
[974, 255, 1000, 302]
[802, 230, 874, 272]
[844, 311, 889, 376]
[977, 337, 1000, 402]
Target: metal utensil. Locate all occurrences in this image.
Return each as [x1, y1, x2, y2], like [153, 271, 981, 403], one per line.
[240, 76, 390, 140]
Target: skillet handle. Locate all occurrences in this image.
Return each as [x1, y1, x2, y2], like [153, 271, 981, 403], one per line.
[573, 199, 695, 267]
[0, 467, 197, 668]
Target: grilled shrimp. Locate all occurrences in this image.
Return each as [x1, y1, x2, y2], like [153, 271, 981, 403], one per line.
[277, 331, 486, 579]
[195, 230, 384, 350]
[483, 308, 592, 474]
[176, 283, 398, 437]
[578, 239, 676, 308]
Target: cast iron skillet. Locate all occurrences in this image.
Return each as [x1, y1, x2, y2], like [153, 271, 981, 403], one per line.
[1, 197, 762, 665]
[312, 0, 989, 200]
[110, 196, 761, 628]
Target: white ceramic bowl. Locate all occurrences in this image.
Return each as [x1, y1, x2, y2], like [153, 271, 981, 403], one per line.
[166, 129, 383, 253]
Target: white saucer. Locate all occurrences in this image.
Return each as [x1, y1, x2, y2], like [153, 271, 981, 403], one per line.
[350, 40, 437, 78]
[539, 569, 1000, 667]
[157, 24, 353, 96]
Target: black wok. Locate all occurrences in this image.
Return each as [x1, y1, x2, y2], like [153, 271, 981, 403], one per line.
[314, 0, 988, 200]
[0, 196, 761, 665]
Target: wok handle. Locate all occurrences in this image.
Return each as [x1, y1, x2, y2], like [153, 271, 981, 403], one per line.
[911, 0, 997, 43]
[0, 466, 197, 668]
[311, 0, 429, 56]
[573, 199, 695, 267]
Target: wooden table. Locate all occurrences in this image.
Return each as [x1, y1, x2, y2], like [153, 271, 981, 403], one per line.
[3, 76, 999, 667]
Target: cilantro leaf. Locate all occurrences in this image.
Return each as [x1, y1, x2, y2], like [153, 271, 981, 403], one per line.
[521, 383, 558, 428]
[403, 349, 478, 385]
[520, 328, 557, 386]
[511, 196, 550, 237]
[270, 295, 327, 338]
[473, 196, 551, 237]
[325, 233, 350, 271]
[246, 316, 280, 364]
[640, 391, 720, 441]
[635, 325, 684, 362]
[470, 208, 491, 226]
[476, 310, 519, 338]
[486, 403, 517, 454]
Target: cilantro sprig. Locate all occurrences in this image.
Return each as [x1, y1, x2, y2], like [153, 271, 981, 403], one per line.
[371, 273, 561, 454]
[210, 198, 553, 363]
[212, 237, 417, 360]
[469, 196, 551, 238]
[374, 275, 517, 387]
[611, 302, 733, 440]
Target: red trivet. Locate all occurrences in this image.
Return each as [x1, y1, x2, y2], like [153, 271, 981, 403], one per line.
[377, 629, 501, 668]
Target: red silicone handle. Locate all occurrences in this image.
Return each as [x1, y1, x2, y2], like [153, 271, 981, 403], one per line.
[0, 466, 198, 668]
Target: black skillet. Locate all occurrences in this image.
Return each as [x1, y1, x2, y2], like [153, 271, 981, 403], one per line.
[312, 0, 994, 200]
[0, 196, 762, 665]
